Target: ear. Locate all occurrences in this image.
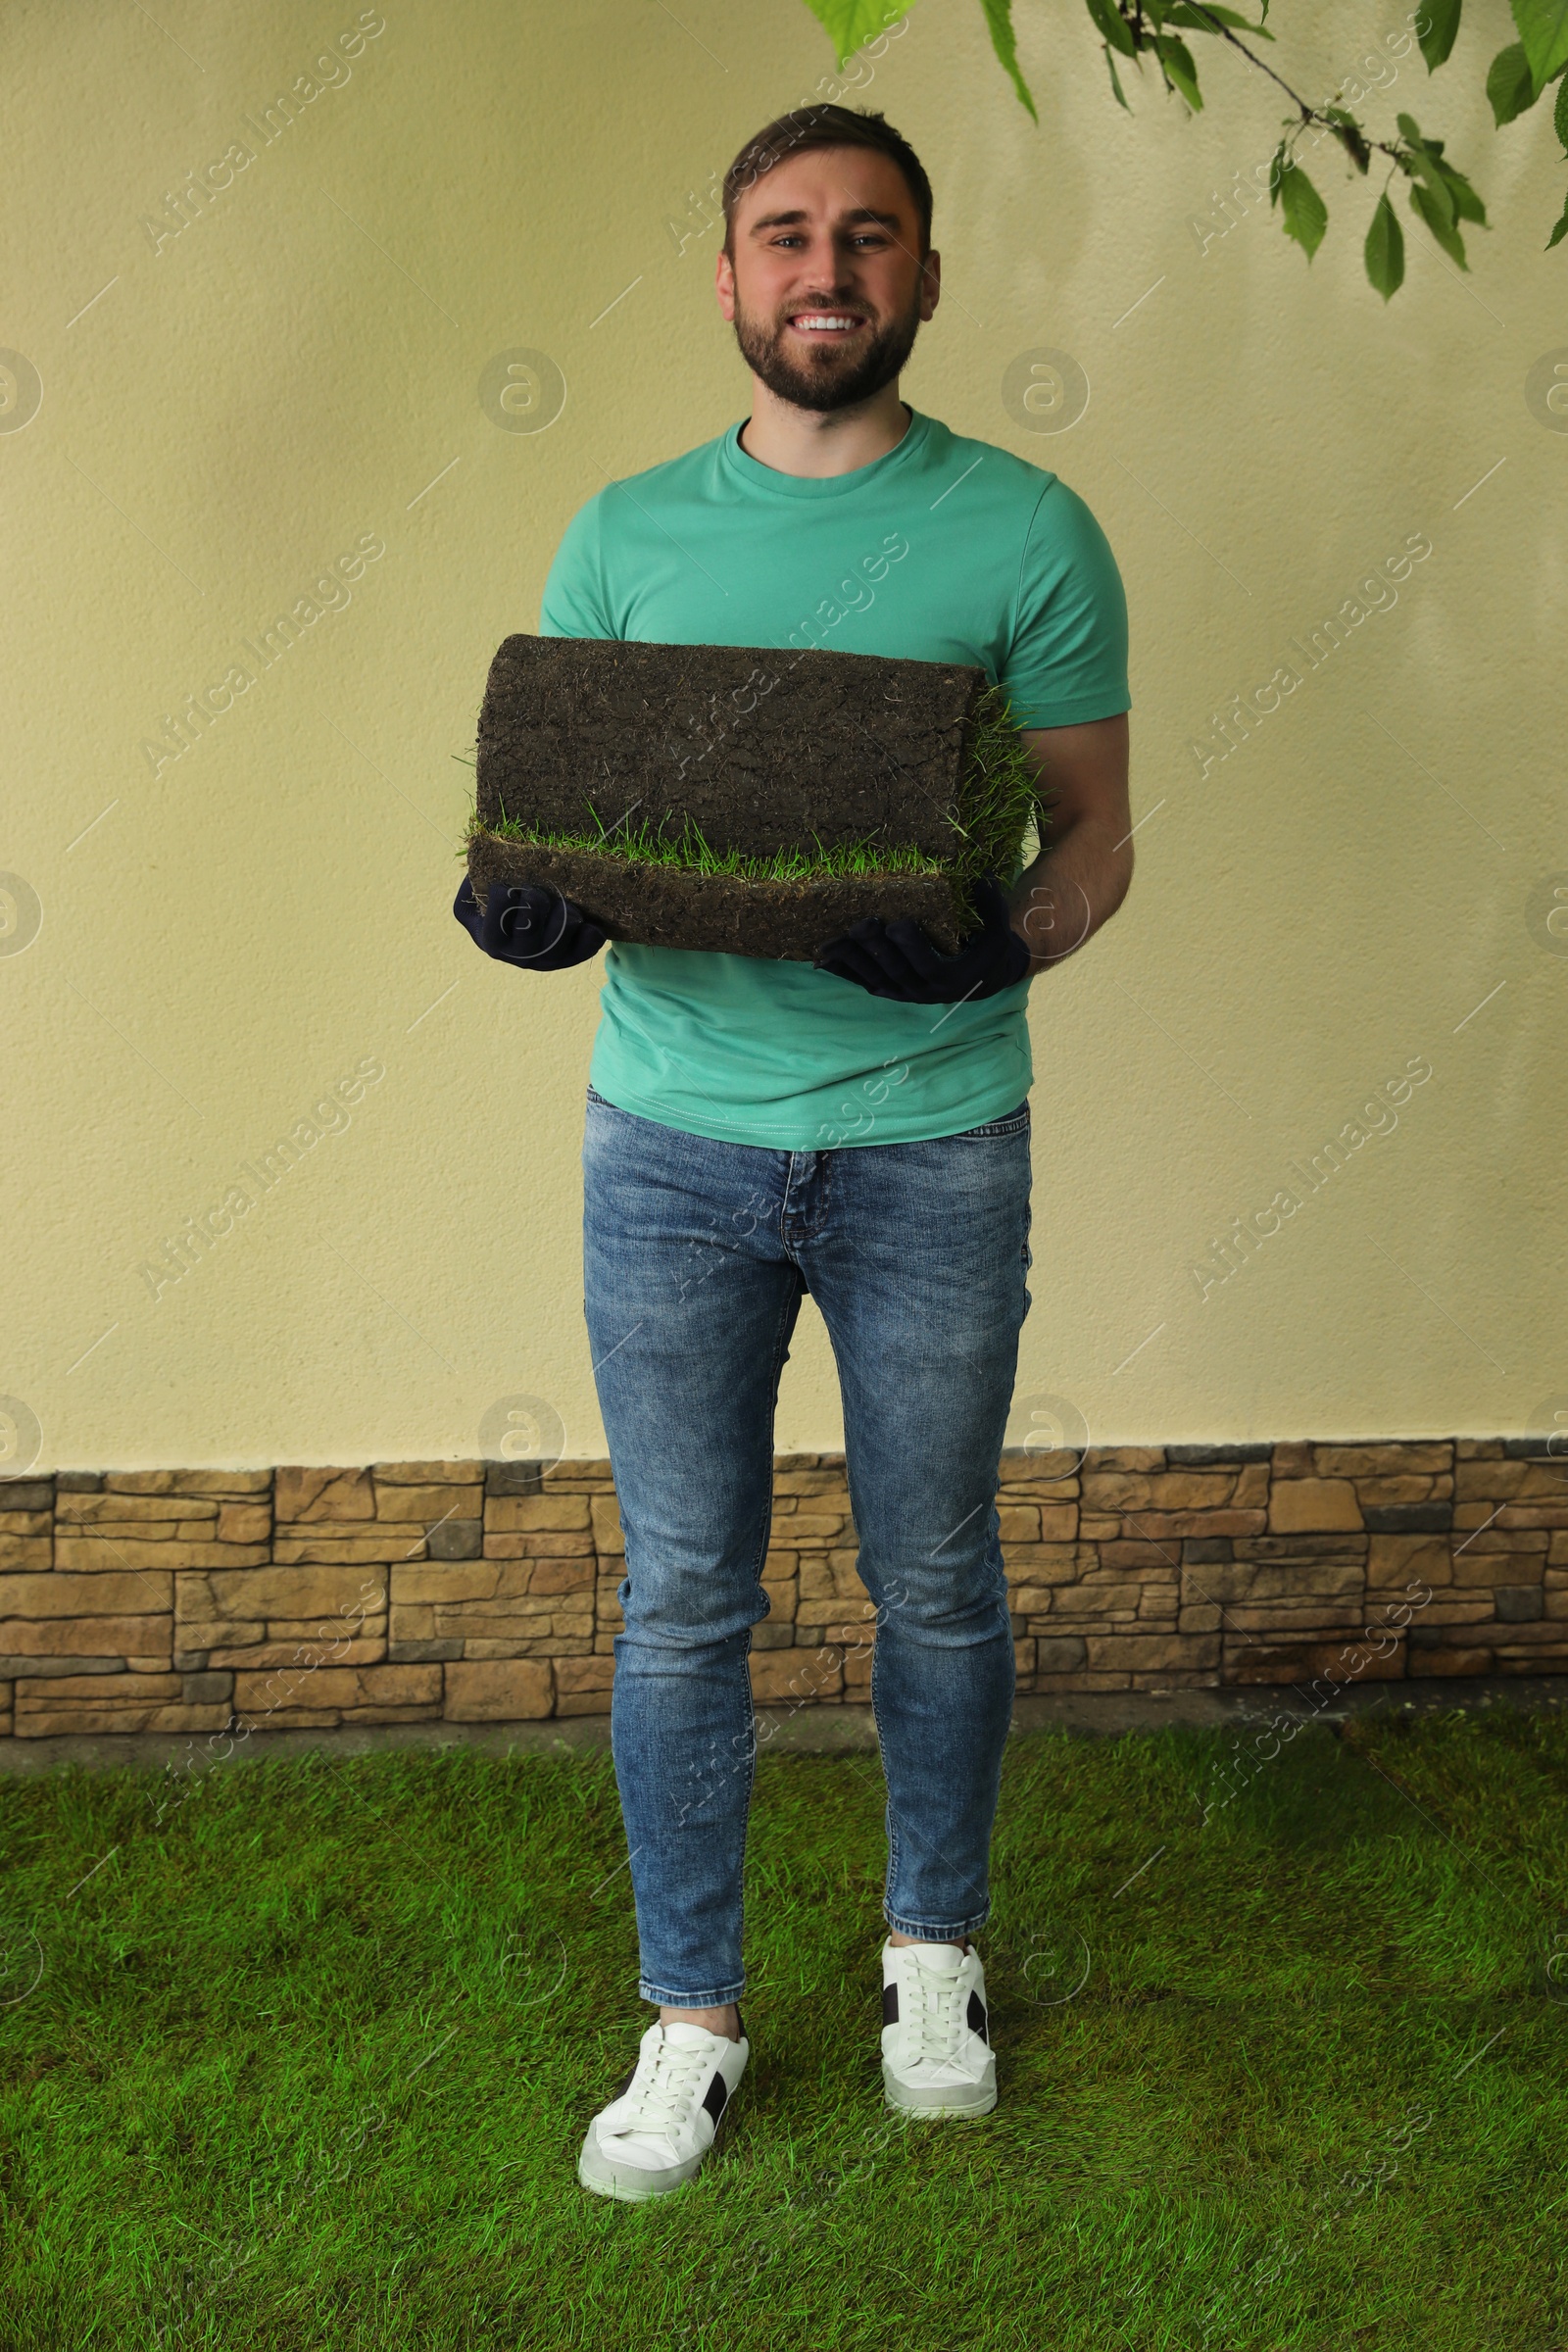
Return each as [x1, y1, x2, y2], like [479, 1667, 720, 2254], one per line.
[714, 245, 737, 322]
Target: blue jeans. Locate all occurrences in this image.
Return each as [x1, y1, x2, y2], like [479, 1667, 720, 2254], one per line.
[581, 1085, 1033, 2008]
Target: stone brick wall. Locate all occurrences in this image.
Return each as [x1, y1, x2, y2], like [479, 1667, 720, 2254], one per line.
[0, 1441, 1562, 1739]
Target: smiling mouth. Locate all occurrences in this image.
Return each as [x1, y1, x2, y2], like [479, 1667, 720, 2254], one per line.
[786, 312, 867, 336]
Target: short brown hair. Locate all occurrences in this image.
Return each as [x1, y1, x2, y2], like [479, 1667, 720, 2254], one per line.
[722, 104, 933, 262]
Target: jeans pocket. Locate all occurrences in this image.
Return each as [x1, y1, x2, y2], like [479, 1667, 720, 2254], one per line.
[953, 1099, 1031, 1142]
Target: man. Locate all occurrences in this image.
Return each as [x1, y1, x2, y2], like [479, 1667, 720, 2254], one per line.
[454, 102, 1133, 2203]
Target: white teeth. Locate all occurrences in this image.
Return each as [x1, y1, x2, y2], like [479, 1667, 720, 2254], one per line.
[792, 315, 860, 329]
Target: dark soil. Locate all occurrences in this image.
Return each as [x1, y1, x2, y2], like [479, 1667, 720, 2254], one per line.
[474, 634, 989, 858]
[466, 832, 968, 960]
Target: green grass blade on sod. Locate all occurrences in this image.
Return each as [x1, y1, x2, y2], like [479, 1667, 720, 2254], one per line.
[0, 1713, 1564, 2347]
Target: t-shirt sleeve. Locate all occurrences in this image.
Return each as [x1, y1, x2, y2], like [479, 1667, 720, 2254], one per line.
[1000, 477, 1130, 728]
[538, 493, 619, 639]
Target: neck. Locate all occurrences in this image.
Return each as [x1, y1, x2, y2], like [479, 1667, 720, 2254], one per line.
[738, 386, 911, 479]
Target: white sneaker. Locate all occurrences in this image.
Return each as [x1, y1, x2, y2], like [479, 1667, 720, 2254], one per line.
[578, 2015, 750, 2202]
[880, 1938, 997, 2118]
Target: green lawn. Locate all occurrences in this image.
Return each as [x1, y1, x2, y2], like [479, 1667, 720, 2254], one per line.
[1, 1710, 1564, 2349]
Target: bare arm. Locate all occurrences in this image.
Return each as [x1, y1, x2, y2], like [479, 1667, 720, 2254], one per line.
[1005, 711, 1134, 979]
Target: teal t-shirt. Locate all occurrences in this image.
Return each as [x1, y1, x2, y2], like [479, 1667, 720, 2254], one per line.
[538, 405, 1129, 1149]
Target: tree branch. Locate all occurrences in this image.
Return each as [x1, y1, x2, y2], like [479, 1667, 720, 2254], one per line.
[1174, 2, 1315, 118]
[1148, 3, 1415, 183]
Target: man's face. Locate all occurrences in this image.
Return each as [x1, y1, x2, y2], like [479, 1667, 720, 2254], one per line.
[717, 145, 939, 414]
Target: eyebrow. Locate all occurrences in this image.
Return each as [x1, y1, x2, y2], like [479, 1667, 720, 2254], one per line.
[745, 206, 904, 237]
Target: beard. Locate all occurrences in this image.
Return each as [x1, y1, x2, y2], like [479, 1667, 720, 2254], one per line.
[730, 282, 923, 414]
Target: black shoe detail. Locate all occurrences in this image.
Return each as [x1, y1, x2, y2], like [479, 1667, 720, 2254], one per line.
[882, 1983, 900, 2026]
[702, 2070, 728, 2124]
[612, 2064, 638, 2099]
[966, 1989, 988, 2041]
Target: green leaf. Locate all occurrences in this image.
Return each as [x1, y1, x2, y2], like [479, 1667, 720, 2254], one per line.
[1418, 0, 1462, 70]
[797, 0, 915, 70]
[978, 0, 1039, 121]
[1436, 157, 1488, 224]
[1365, 189, 1405, 297]
[1084, 0, 1137, 58]
[1163, 2, 1274, 35]
[1557, 64, 1568, 146]
[1547, 182, 1568, 246]
[1154, 31, 1202, 108]
[1396, 113, 1456, 230]
[1277, 160, 1327, 257]
[1511, 0, 1568, 89]
[1103, 40, 1132, 108]
[1486, 41, 1541, 122]
[1410, 177, 1467, 263]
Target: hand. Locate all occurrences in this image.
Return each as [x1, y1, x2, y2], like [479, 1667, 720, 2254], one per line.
[452, 876, 607, 971]
[812, 875, 1031, 1004]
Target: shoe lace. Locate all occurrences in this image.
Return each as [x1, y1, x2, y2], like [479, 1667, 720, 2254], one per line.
[904, 1962, 965, 2064]
[617, 2035, 711, 2137]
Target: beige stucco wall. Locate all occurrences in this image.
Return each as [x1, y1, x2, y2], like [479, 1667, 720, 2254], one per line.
[5, 0, 1563, 1471]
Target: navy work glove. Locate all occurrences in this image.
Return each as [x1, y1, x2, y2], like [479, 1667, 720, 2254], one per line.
[812, 874, 1032, 1004]
[452, 875, 606, 971]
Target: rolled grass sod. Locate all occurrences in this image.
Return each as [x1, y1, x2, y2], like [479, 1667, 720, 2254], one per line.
[463, 636, 1046, 959]
[1, 1709, 1565, 2348]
